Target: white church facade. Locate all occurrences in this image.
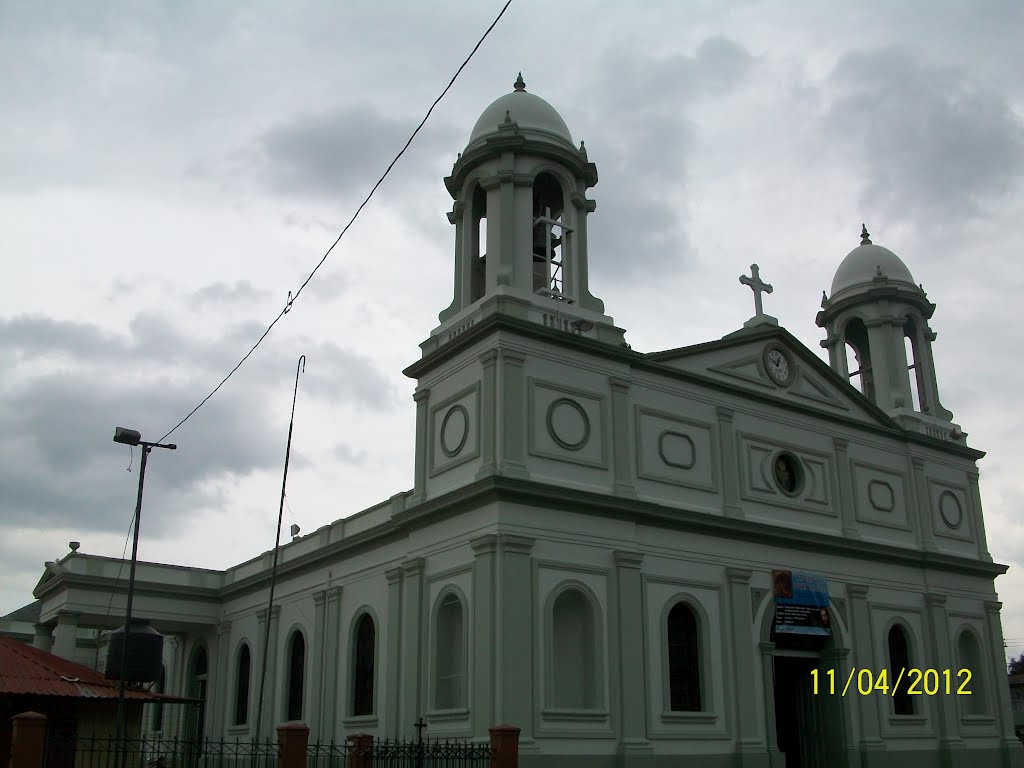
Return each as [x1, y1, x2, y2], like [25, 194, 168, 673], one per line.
[26, 76, 1023, 768]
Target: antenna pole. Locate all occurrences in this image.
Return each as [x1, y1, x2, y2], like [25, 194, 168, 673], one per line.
[255, 355, 305, 737]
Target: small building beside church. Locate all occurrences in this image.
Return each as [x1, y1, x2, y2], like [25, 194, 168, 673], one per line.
[24, 76, 1022, 768]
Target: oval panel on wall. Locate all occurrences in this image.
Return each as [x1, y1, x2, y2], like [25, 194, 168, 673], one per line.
[440, 404, 469, 458]
[658, 430, 695, 470]
[939, 490, 963, 529]
[868, 480, 895, 512]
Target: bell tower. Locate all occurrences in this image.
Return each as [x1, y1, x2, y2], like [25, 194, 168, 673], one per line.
[428, 74, 624, 353]
[817, 226, 960, 440]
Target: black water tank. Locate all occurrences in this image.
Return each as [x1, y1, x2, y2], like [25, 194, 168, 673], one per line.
[104, 619, 164, 682]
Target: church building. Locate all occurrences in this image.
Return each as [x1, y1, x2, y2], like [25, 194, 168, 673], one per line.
[26, 76, 1022, 768]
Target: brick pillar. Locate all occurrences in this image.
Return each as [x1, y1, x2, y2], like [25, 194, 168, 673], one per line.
[10, 712, 47, 768]
[489, 725, 520, 768]
[346, 734, 373, 768]
[276, 722, 308, 768]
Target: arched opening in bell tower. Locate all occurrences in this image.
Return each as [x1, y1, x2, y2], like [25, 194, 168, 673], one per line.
[844, 318, 874, 400]
[532, 172, 570, 300]
[903, 317, 926, 413]
[470, 185, 487, 303]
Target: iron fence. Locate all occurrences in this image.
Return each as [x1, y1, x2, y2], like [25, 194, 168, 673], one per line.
[307, 738, 493, 768]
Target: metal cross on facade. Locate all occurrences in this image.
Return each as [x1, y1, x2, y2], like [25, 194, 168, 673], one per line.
[739, 263, 773, 317]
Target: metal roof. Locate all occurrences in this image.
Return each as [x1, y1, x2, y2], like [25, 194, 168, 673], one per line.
[0, 637, 191, 702]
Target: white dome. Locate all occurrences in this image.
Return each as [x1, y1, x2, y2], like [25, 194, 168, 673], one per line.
[466, 75, 573, 149]
[830, 230, 918, 299]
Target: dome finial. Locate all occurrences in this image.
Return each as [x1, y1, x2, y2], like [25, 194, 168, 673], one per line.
[514, 72, 526, 92]
[860, 223, 872, 245]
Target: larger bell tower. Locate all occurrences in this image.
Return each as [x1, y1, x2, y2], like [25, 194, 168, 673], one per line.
[427, 74, 624, 353]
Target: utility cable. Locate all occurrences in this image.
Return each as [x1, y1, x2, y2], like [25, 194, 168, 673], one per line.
[156, 0, 513, 444]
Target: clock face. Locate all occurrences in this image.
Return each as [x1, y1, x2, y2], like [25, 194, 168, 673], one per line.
[765, 347, 792, 385]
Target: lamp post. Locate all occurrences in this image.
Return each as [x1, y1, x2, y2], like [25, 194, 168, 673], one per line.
[111, 427, 176, 761]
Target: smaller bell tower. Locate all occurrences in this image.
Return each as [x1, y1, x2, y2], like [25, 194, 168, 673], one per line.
[817, 226, 960, 441]
[428, 74, 624, 353]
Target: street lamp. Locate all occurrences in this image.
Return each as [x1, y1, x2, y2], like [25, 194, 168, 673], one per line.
[111, 427, 176, 758]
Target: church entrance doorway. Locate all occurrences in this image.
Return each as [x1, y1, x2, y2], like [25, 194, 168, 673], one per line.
[771, 652, 844, 768]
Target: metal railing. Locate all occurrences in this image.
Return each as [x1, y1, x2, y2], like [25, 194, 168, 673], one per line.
[44, 734, 280, 768]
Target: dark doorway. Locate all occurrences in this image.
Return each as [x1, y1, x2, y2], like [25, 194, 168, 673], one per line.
[773, 655, 827, 768]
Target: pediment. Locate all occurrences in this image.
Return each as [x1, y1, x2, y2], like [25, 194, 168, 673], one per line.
[648, 329, 895, 429]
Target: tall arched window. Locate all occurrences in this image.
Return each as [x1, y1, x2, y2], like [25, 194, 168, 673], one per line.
[844, 318, 874, 399]
[234, 644, 251, 726]
[471, 185, 487, 303]
[903, 317, 926, 412]
[286, 632, 305, 722]
[532, 172, 570, 299]
[888, 625, 914, 715]
[551, 588, 599, 709]
[957, 629, 987, 715]
[667, 603, 702, 712]
[434, 593, 465, 709]
[352, 614, 376, 716]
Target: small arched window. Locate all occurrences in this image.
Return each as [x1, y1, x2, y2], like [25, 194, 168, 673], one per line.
[434, 593, 465, 710]
[903, 317, 926, 412]
[551, 588, 599, 709]
[286, 632, 305, 722]
[532, 172, 570, 299]
[234, 644, 251, 726]
[471, 185, 487, 303]
[667, 603, 702, 712]
[888, 625, 913, 715]
[957, 629, 987, 715]
[352, 614, 376, 716]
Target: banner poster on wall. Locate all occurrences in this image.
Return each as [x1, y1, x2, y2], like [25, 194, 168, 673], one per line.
[772, 569, 831, 636]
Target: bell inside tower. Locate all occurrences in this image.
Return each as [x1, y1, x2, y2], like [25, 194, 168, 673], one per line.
[532, 172, 569, 300]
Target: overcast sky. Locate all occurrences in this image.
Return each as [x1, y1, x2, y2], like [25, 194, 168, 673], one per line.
[2, 0, 1023, 658]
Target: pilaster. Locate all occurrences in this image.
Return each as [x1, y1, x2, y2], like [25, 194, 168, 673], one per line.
[384, 569, 403, 736]
[52, 611, 79, 660]
[610, 378, 636, 498]
[759, 642, 784, 764]
[716, 407, 742, 518]
[498, 351, 529, 478]
[614, 550, 647, 756]
[323, 586, 343, 738]
[471, 535, 498, 733]
[924, 594, 962, 750]
[476, 350, 499, 479]
[968, 471, 992, 562]
[726, 568, 761, 754]
[32, 623, 53, 653]
[311, 591, 327, 737]
[213, 620, 232, 739]
[984, 602, 1023, 754]
[257, 605, 281, 738]
[399, 557, 425, 737]
[833, 438, 859, 539]
[411, 389, 430, 504]
[910, 457, 938, 552]
[847, 584, 883, 749]
[497, 534, 535, 737]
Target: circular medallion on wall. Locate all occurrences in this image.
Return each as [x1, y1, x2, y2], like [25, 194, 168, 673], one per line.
[763, 344, 795, 387]
[772, 451, 803, 496]
[440, 404, 469, 458]
[546, 398, 590, 451]
[939, 490, 963, 529]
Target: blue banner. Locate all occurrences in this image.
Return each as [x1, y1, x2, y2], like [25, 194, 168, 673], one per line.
[772, 569, 831, 636]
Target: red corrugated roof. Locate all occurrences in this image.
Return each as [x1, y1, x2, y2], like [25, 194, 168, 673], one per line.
[0, 637, 188, 701]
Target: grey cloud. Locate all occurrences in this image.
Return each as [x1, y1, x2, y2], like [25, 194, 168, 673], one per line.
[578, 37, 754, 279]
[258, 105, 460, 201]
[333, 442, 368, 466]
[189, 281, 271, 307]
[825, 47, 1024, 224]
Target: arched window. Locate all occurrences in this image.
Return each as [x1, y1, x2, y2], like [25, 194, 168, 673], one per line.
[352, 614, 376, 716]
[667, 603, 702, 711]
[551, 588, 599, 709]
[152, 665, 166, 732]
[234, 644, 251, 726]
[471, 185, 487, 303]
[532, 172, 570, 299]
[888, 625, 913, 715]
[844, 318, 874, 399]
[957, 629, 987, 715]
[903, 317, 926, 412]
[286, 632, 305, 722]
[434, 593, 465, 709]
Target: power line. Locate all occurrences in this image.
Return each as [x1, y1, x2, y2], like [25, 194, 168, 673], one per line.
[156, 0, 512, 444]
